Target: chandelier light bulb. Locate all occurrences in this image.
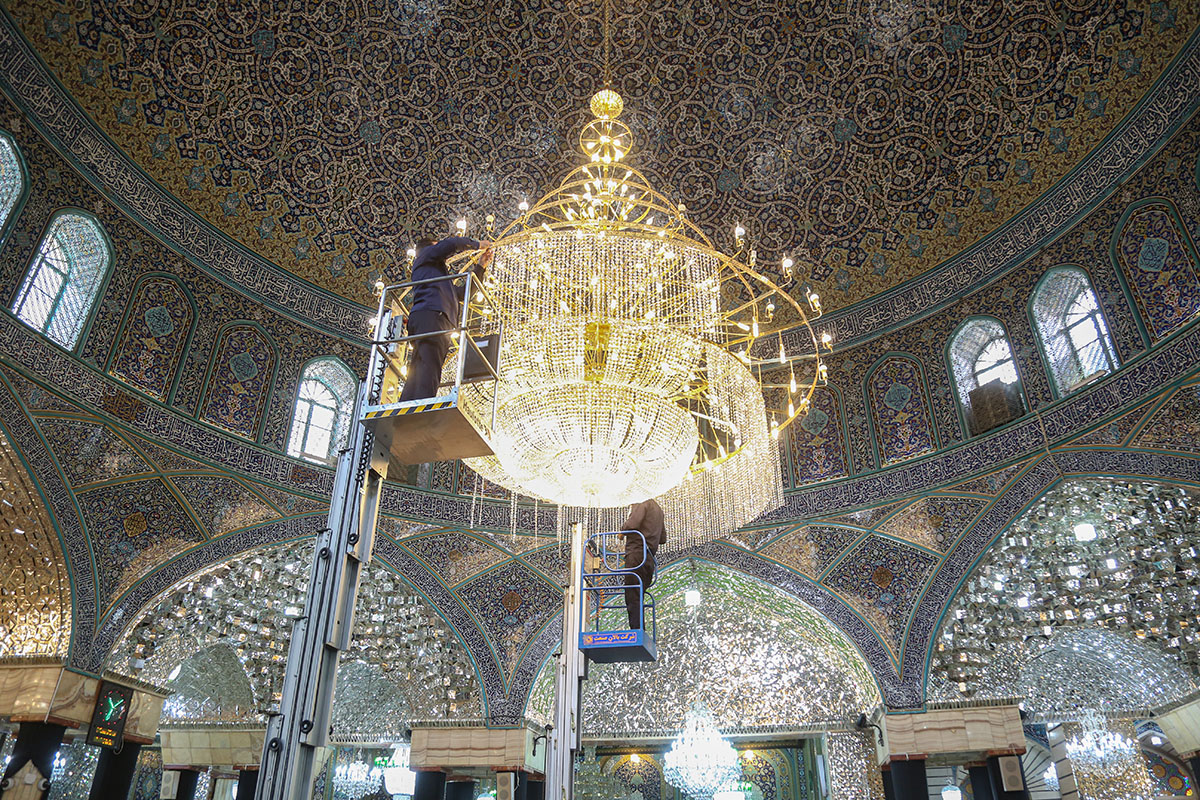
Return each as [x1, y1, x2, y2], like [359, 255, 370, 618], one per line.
[734, 225, 745, 239]
[406, 247, 416, 259]
[685, 589, 702, 607]
[782, 257, 794, 271]
[519, 199, 529, 212]
[456, 218, 467, 232]
[1074, 522, 1097, 541]
[941, 785, 962, 800]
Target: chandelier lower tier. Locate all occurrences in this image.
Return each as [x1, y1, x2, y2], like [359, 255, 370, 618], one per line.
[449, 89, 827, 542]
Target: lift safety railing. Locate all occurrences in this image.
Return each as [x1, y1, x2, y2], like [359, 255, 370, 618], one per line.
[580, 530, 658, 641]
[365, 268, 502, 428]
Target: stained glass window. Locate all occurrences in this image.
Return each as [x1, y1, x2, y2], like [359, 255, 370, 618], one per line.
[1032, 268, 1119, 396]
[287, 358, 358, 463]
[949, 317, 1023, 427]
[0, 132, 22, 235]
[11, 212, 110, 350]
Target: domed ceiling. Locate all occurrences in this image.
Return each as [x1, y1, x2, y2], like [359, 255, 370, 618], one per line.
[5, 0, 1197, 311]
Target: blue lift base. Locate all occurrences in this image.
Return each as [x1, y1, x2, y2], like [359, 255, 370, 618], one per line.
[579, 628, 658, 663]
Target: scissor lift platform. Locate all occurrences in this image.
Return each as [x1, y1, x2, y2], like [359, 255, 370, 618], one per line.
[580, 627, 658, 663]
[360, 389, 494, 469]
[578, 530, 658, 664]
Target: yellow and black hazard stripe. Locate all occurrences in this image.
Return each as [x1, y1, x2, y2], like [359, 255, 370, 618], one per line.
[363, 400, 454, 420]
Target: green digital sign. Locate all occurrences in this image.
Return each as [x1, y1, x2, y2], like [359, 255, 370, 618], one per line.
[86, 681, 134, 749]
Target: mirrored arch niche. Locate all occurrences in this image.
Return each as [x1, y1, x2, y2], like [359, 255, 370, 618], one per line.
[106, 540, 483, 738]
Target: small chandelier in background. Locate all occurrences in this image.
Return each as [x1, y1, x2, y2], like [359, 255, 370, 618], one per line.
[662, 703, 740, 799]
[1064, 711, 1138, 769]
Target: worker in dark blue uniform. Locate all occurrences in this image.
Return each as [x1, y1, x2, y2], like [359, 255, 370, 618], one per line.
[400, 236, 492, 402]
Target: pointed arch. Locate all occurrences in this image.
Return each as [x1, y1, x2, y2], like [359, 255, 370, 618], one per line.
[107, 274, 198, 401]
[865, 353, 938, 465]
[0, 129, 27, 245]
[10, 210, 112, 351]
[1029, 266, 1120, 398]
[946, 316, 1026, 436]
[199, 322, 278, 441]
[286, 356, 358, 464]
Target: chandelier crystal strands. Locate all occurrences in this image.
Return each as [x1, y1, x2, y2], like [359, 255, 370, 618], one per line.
[1063, 711, 1139, 770]
[450, 88, 828, 542]
[1064, 715, 1156, 800]
[662, 702, 741, 799]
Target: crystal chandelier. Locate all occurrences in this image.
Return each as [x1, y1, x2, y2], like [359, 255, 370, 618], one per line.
[662, 703, 740, 799]
[1064, 711, 1138, 769]
[332, 749, 385, 798]
[452, 85, 827, 541]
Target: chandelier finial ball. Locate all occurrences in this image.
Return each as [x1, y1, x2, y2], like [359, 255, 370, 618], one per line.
[590, 89, 624, 120]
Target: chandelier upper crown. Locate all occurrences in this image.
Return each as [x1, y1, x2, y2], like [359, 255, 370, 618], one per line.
[589, 88, 624, 120]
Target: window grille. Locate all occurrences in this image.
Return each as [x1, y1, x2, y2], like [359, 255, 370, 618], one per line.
[287, 359, 358, 463]
[1032, 268, 1118, 395]
[0, 133, 21, 234]
[949, 318, 1024, 427]
[11, 213, 110, 349]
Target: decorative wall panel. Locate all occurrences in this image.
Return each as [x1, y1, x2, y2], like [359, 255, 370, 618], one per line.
[823, 535, 937, 655]
[867, 356, 936, 465]
[74, 477, 205, 610]
[1116, 202, 1200, 341]
[199, 325, 276, 440]
[785, 388, 849, 485]
[109, 277, 194, 400]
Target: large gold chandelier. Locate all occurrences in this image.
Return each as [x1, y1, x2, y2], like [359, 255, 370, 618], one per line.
[448, 88, 828, 544]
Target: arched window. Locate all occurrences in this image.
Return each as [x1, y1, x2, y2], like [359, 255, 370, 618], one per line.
[287, 358, 358, 463]
[11, 212, 110, 350]
[949, 318, 1025, 435]
[0, 132, 23, 235]
[1032, 268, 1119, 395]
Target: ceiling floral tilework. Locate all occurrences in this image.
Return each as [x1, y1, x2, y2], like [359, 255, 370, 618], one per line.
[822, 534, 938, 655]
[455, 559, 561, 681]
[1134, 383, 1200, 454]
[73, 475, 207, 610]
[759, 524, 864, 578]
[169, 475, 280, 536]
[876, 495, 987, 552]
[401, 529, 509, 587]
[4, 0, 1197, 312]
[32, 416, 154, 487]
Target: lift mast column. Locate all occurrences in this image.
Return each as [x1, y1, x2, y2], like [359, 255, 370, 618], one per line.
[546, 521, 586, 800]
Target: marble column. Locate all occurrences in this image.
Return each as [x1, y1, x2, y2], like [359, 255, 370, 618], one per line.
[445, 779, 476, 800]
[881, 765, 896, 800]
[967, 763, 996, 800]
[0, 723, 65, 800]
[174, 769, 200, 800]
